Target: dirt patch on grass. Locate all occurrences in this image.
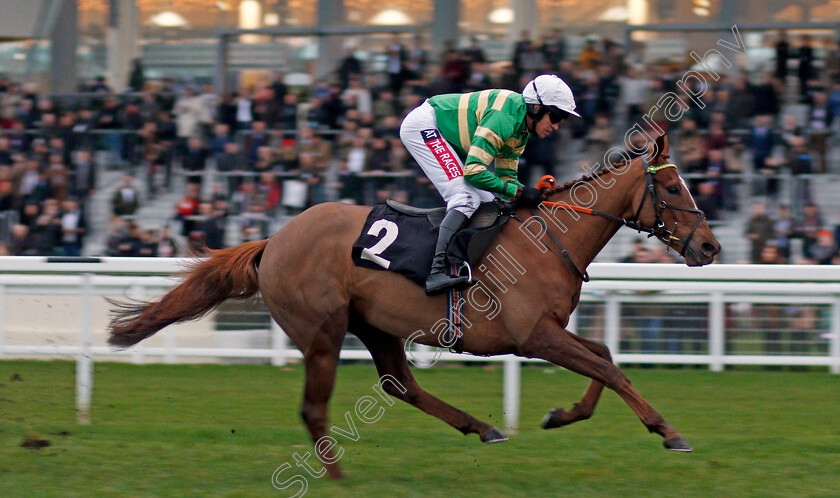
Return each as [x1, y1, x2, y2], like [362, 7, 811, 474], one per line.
[20, 431, 51, 449]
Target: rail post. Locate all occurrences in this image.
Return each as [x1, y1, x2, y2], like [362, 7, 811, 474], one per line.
[709, 292, 725, 372]
[604, 293, 621, 363]
[503, 355, 520, 432]
[76, 273, 93, 425]
[831, 296, 840, 375]
[0, 284, 5, 359]
[164, 324, 176, 364]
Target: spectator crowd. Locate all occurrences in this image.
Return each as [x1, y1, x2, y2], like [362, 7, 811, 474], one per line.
[1, 30, 840, 264]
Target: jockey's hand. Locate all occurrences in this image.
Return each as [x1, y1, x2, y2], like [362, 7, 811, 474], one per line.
[515, 186, 545, 208]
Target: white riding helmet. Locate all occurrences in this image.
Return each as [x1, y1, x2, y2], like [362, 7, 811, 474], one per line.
[522, 74, 581, 119]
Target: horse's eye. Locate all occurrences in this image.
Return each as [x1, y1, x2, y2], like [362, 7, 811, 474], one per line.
[667, 185, 680, 195]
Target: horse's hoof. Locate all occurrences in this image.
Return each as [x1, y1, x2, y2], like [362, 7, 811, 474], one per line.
[540, 408, 565, 430]
[480, 427, 508, 444]
[663, 437, 693, 452]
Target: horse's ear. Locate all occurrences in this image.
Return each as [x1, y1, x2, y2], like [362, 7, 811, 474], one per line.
[658, 135, 670, 158]
[648, 134, 669, 162]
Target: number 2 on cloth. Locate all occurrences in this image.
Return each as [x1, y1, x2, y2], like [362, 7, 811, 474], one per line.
[360, 219, 399, 269]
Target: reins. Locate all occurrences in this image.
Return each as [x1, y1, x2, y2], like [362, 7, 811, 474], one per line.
[516, 157, 706, 280]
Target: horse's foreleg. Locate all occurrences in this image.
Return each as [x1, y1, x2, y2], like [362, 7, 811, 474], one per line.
[520, 316, 691, 451]
[354, 324, 507, 443]
[299, 309, 348, 480]
[541, 331, 609, 430]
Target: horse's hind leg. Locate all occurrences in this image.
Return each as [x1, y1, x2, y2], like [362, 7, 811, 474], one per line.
[353, 323, 507, 443]
[521, 315, 691, 452]
[541, 331, 610, 429]
[299, 308, 349, 480]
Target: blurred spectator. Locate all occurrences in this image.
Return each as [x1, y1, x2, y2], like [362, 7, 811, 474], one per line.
[806, 91, 832, 173]
[135, 228, 158, 257]
[621, 238, 648, 263]
[462, 36, 486, 65]
[785, 135, 813, 212]
[9, 224, 32, 255]
[694, 182, 719, 221]
[775, 31, 790, 81]
[189, 200, 226, 251]
[512, 31, 532, 77]
[230, 180, 259, 215]
[216, 141, 244, 194]
[128, 59, 145, 92]
[676, 119, 706, 174]
[256, 171, 282, 215]
[70, 149, 97, 203]
[111, 174, 140, 217]
[174, 87, 204, 146]
[745, 202, 774, 263]
[174, 183, 200, 236]
[619, 67, 652, 128]
[337, 48, 363, 90]
[749, 115, 778, 198]
[834, 211, 840, 250]
[772, 204, 795, 260]
[181, 136, 208, 183]
[752, 73, 780, 117]
[727, 75, 755, 129]
[464, 62, 492, 93]
[439, 48, 469, 94]
[217, 92, 237, 131]
[811, 230, 838, 265]
[155, 226, 180, 257]
[541, 28, 566, 70]
[798, 203, 824, 259]
[797, 35, 815, 101]
[578, 40, 601, 70]
[277, 93, 299, 130]
[239, 203, 270, 242]
[405, 34, 428, 80]
[236, 90, 254, 130]
[341, 75, 372, 115]
[113, 220, 143, 257]
[385, 35, 408, 95]
[60, 198, 86, 256]
[208, 123, 233, 157]
[30, 199, 62, 255]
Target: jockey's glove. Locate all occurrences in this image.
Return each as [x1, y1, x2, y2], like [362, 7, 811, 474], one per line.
[514, 185, 545, 208]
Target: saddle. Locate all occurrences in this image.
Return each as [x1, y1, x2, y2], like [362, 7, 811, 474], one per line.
[351, 199, 514, 287]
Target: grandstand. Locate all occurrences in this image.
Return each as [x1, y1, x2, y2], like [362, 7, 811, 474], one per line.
[0, 1, 838, 266]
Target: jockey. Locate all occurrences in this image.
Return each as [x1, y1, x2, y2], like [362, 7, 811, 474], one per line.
[400, 74, 580, 295]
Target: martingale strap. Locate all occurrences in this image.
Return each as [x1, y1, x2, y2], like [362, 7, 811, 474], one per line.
[526, 207, 590, 282]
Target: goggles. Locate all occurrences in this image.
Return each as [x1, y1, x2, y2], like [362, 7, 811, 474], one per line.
[547, 109, 569, 124]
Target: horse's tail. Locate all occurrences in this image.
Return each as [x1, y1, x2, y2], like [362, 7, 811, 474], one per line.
[108, 239, 268, 348]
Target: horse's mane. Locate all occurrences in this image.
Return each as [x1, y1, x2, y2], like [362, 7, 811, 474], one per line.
[542, 157, 633, 197]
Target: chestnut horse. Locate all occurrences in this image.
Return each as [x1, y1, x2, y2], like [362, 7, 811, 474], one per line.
[109, 135, 720, 479]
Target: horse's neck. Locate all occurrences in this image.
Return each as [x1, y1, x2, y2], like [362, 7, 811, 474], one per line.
[546, 164, 644, 271]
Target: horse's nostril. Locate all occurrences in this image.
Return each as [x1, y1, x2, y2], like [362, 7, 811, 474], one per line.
[701, 241, 719, 256]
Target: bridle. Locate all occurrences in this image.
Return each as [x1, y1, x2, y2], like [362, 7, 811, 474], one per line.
[630, 156, 706, 257]
[519, 156, 706, 282]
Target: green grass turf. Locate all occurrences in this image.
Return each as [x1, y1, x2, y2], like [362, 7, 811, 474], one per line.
[0, 360, 838, 497]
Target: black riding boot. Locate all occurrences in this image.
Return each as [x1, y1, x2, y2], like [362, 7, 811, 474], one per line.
[425, 209, 472, 296]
